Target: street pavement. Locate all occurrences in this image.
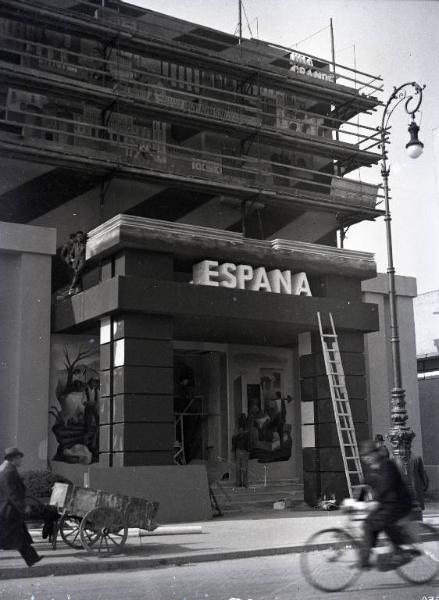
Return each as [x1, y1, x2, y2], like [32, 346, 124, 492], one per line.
[0, 504, 438, 582]
[0, 507, 339, 580]
[1, 551, 439, 600]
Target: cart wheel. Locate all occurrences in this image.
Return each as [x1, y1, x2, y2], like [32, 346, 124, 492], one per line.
[79, 507, 128, 555]
[59, 514, 83, 549]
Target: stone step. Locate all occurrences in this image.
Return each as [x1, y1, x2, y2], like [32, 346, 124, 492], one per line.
[214, 491, 304, 505]
[217, 484, 303, 494]
[219, 479, 303, 490]
[211, 480, 305, 512]
[217, 498, 306, 513]
[218, 484, 303, 496]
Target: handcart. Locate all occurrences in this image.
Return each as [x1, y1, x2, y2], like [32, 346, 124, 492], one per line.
[49, 482, 159, 556]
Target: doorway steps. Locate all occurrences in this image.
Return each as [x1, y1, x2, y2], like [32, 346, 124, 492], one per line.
[210, 478, 304, 513]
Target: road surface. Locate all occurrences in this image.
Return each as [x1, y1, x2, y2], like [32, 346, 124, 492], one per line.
[1, 553, 438, 600]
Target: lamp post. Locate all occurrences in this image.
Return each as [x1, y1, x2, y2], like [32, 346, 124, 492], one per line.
[378, 82, 425, 506]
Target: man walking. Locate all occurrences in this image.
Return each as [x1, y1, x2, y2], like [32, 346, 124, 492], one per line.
[0, 448, 42, 566]
[232, 415, 250, 488]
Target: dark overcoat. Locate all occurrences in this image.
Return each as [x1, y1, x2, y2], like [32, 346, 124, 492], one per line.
[410, 455, 429, 510]
[0, 460, 32, 549]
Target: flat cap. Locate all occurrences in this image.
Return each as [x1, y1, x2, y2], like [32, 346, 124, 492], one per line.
[4, 447, 24, 459]
[359, 439, 379, 456]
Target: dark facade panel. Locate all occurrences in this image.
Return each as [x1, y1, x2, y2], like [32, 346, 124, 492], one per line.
[113, 314, 174, 340]
[113, 365, 174, 396]
[314, 397, 369, 424]
[300, 375, 367, 401]
[300, 352, 365, 378]
[112, 394, 174, 424]
[53, 276, 379, 342]
[113, 423, 175, 452]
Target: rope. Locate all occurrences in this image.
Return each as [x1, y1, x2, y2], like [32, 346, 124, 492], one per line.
[291, 24, 330, 49]
[241, 1, 253, 38]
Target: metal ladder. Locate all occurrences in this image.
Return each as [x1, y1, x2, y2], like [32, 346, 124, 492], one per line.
[317, 312, 363, 497]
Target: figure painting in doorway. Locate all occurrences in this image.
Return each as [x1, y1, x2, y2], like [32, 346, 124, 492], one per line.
[49, 345, 100, 464]
[248, 370, 293, 463]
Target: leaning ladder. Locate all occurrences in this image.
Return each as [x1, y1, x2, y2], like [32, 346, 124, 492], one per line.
[317, 312, 363, 498]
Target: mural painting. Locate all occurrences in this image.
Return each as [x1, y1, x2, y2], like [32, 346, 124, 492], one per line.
[247, 369, 293, 463]
[49, 336, 100, 464]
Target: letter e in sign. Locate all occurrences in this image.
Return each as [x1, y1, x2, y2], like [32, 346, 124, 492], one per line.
[192, 260, 219, 286]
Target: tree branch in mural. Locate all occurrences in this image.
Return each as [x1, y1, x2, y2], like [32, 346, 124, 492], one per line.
[49, 346, 100, 464]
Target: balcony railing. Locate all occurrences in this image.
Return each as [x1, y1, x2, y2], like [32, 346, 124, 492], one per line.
[0, 33, 382, 154]
[0, 104, 382, 213]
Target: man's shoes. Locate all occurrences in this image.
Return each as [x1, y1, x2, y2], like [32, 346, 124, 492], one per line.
[28, 555, 43, 567]
[42, 522, 53, 539]
[351, 557, 372, 570]
[350, 561, 372, 570]
[389, 549, 415, 568]
[395, 554, 414, 567]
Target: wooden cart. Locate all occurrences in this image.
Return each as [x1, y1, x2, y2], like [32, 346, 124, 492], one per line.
[49, 482, 159, 555]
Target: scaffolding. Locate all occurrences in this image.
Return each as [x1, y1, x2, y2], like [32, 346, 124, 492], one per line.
[0, 0, 385, 228]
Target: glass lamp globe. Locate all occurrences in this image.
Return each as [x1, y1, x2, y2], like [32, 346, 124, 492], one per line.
[406, 141, 424, 159]
[406, 119, 424, 159]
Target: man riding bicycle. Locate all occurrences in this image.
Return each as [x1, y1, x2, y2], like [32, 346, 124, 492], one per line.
[358, 439, 416, 569]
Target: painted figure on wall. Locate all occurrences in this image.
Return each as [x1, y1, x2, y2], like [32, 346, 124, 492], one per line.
[247, 370, 293, 463]
[49, 345, 100, 464]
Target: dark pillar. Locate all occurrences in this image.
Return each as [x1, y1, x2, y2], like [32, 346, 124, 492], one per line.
[301, 276, 369, 506]
[100, 314, 174, 467]
[300, 332, 369, 506]
[98, 247, 175, 466]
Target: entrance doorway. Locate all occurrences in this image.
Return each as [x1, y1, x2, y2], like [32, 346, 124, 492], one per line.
[173, 349, 227, 466]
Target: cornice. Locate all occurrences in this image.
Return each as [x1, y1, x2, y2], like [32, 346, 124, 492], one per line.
[86, 214, 376, 279]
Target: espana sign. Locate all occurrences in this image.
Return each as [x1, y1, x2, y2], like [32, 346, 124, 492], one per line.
[192, 260, 312, 296]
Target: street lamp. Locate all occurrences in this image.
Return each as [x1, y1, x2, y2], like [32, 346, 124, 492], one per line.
[378, 82, 425, 506]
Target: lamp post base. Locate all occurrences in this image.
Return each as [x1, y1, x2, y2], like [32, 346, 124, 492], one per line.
[388, 426, 422, 521]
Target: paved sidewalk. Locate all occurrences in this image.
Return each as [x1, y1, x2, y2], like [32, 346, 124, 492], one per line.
[1, 506, 438, 580]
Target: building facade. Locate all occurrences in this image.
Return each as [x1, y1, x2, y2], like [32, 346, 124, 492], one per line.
[0, 0, 392, 508]
[414, 290, 439, 493]
[363, 274, 422, 457]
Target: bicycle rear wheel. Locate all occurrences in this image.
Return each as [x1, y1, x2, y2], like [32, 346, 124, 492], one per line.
[300, 528, 361, 592]
[397, 521, 439, 583]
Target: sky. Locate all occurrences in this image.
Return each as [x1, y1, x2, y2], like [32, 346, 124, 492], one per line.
[126, 0, 439, 294]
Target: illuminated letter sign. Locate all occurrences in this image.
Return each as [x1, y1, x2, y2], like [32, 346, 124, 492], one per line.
[192, 260, 312, 296]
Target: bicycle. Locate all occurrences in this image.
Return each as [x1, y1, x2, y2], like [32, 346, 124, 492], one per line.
[300, 499, 439, 592]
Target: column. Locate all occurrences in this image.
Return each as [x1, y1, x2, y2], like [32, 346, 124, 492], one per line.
[300, 331, 369, 506]
[0, 222, 56, 469]
[100, 313, 174, 467]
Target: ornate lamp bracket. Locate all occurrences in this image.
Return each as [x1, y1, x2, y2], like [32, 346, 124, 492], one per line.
[378, 82, 426, 157]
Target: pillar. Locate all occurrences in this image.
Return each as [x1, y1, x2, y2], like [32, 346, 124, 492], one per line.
[301, 275, 369, 506]
[99, 313, 175, 467]
[0, 221, 56, 468]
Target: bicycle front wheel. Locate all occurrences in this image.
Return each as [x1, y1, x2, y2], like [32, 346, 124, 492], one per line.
[397, 521, 439, 584]
[300, 528, 361, 592]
